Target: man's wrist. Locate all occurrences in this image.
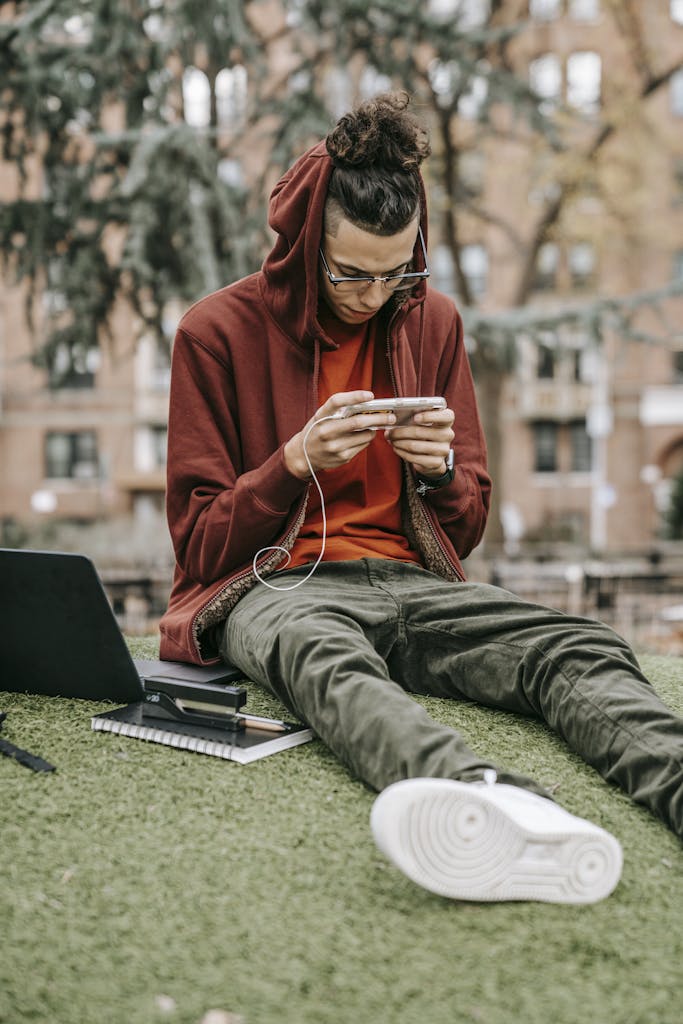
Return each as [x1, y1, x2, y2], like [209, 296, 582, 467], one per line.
[284, 437, 312, 481]
[417, 458, 448, 480]
[415, 448, 455, 494]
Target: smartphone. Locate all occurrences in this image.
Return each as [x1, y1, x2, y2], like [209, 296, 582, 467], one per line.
[340, 396, 447, 425]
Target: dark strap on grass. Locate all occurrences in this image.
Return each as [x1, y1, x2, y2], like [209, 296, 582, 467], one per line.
[0, 712, 56, 773]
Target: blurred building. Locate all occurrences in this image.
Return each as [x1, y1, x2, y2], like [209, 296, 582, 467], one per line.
[1, 0, 682, 564]
[0, 261, 172, 551]
[439, 0, 683, 554]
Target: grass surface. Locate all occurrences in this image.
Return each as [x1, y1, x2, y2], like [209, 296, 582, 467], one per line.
[1, 642, 682, 1024]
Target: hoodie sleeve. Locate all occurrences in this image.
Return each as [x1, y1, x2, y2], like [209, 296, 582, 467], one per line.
[165, 327, 308, 586]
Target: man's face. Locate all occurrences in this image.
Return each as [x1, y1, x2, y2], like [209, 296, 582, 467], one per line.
[319, 216, 420, 325]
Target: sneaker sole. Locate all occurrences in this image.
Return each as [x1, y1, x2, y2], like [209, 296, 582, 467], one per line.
[371, 779, 623, 904]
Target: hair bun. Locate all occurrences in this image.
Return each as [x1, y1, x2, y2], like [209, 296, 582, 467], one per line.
[326, 92, 430, 172]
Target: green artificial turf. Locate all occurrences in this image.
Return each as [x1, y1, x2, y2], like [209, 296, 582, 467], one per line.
[1, 643, 681, 1024]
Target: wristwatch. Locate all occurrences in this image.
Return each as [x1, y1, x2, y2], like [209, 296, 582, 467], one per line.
[416, 448, 455, 495]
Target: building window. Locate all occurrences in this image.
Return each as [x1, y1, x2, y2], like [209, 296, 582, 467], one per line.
[570, 419, 592, 472]
[568, 0, 600, 20]
[359, 66, 392, 100]
[135, 335, 171, 393]
[528, 155, 562, 204]
[430, 59, 488, 118]
[182, 67, 211, 128]
[529, 0, 561, 19]
[457, 0, 491, 28]
[215, 65, 247, 129]
[151, 339, 171, 392]
[428, 0, 455, 17]
[672, 351, 683, 383]
[324, 66, 352, 120]
[135, 426, 167, 472]
[461, 243, 488, 298]
[46, 341, 99, 390]
[533, 421, 558, 473]
[671, 69, 683, 116]
[152, 426, 167, 467]
[288, 69, 311, 95]
[533, 242, 560, 291]
[459, 149, 485, 197]
[569, 241, 596, 289]
[432, 244, 456, 294]
[42, 257, 68, 315]
[672, 0, 683, 26]
[428, 0, 490, 27]
[673, 158, 683, 205]
[529, 53, 562, 113]
[45, 431, 99, 480]
[537, 343, 556, 379]
[217, 158, 244, 190]
[567, 51, 601, 113]
[284, 0, 306, 28]
[563, 328, 591, 381]
[429, 59, 455, 107]
[325, 67, 352, 119]
[458, 72, 488, 120]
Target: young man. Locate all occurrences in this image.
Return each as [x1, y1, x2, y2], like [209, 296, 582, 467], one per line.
[160, 94, 682, 904]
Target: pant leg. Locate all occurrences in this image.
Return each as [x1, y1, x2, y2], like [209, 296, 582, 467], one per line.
[218, 561, 544, 793]
[384, 567, 683, 837]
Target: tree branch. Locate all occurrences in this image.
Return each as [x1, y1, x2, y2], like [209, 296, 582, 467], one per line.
[464, 280, 683, 341]
[0, 0, 60, 52]
[512, 47, 683, 307]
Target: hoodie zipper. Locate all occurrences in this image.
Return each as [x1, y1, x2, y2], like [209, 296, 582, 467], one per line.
[387, 301, 465, 583]
[190, 492, 309, 657]
[417, 497, 465, 582]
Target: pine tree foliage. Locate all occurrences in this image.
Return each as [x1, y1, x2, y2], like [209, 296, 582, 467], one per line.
[1, 0, 682, 393]
[0, 0, 266, 371]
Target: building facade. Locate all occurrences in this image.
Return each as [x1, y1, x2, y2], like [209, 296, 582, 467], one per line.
[430, 0, 683, 554]
[1, 0, 682, 564]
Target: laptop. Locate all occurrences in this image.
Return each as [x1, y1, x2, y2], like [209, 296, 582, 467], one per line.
[0, 548, 314, 763]
[0, 548, 242, 703]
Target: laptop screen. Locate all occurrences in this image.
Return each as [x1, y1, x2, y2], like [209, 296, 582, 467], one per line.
[0, 549, 146, 703]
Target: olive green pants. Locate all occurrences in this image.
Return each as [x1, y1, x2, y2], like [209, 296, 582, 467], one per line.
[220, 559, 683, 837]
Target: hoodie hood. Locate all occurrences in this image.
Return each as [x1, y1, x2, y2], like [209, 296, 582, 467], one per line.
[261, 140, 429, 351]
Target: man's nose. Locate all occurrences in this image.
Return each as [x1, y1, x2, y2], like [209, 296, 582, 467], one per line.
[359, 280, 387, 309]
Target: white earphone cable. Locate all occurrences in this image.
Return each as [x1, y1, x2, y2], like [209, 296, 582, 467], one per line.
[252, 414, 341, 591]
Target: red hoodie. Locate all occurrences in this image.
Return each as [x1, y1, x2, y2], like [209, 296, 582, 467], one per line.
[159, 141, 491, 663]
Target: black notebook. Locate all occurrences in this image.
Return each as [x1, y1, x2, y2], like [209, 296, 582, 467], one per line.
[91, 704, 313, 764]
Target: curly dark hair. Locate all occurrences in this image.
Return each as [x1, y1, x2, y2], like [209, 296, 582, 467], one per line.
[324, 92, 431, 236]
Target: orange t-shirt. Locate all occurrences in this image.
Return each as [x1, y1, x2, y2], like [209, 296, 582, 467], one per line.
[286, 307, 422, 569]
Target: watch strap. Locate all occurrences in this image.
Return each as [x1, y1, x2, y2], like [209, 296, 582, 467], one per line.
[416, 448, 455, 495]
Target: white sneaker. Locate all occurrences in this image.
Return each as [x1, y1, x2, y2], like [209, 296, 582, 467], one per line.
[371, 778, 623, 904]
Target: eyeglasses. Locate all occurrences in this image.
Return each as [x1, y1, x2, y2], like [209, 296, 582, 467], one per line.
[319, 226, 430, 293]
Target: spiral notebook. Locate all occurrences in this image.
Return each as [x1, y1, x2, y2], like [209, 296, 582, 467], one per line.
[91, 703, 314, 764]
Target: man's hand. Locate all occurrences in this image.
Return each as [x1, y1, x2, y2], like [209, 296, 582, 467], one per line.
[284, 391, 397, 480]
[384, 406, 455, 478]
